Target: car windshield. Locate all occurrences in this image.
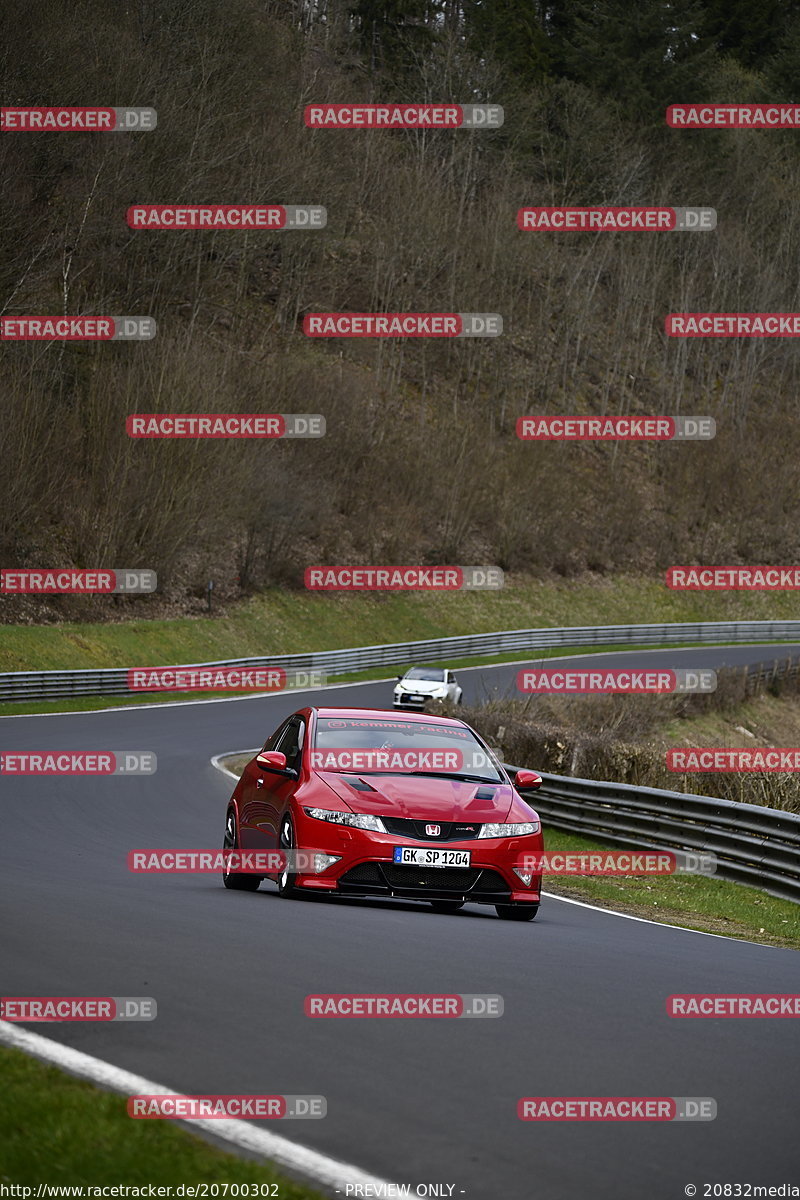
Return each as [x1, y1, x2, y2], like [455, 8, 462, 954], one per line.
[312, 716, 503, 783]
[404, 667, 445, 682]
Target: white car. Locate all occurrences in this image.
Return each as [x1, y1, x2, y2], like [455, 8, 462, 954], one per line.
[393, 666, 463, 709]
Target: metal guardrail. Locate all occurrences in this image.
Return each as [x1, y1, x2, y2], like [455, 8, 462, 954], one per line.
[3, 619, 800, 702]
[506, 766, 800, 904]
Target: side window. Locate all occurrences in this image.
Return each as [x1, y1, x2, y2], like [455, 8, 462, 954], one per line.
[275, 717, 305, 771]
[262, 721, 289, 753]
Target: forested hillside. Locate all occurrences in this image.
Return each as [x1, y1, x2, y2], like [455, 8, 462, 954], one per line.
[2, 0, 800, 619]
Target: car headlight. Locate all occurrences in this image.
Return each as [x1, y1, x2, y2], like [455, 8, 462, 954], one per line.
[304, 807, 387, 833]
[477, 821, 540, 838]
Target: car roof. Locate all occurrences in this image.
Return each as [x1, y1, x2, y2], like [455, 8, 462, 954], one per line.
[313, 706, 467, 728]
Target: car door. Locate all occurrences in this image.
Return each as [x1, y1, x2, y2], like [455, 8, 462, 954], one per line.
[259, 715, 306, 847]
[238, 718, 292, 849]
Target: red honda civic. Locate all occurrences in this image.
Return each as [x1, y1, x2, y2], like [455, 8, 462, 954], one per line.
[222, 706, 544, 920]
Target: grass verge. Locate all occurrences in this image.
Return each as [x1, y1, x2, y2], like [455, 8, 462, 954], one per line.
[3, 573, 800, 673]
[0, 1045, 326, 1193]
[543, 828, 800, 950]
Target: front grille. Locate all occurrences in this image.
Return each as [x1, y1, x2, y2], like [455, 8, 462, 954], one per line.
[381, 865, 479, 890]
[472, 869, 510, 893]
[337, 862, 512, 899]
[341, 862, 383, 884]
[382, 817, 481, 842]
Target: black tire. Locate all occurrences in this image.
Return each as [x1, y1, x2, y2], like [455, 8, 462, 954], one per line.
[429, 900, 465, 913]
[276, 813, 300, 898]
[495, 903, 539, 922]
[222, 810, 261, 891]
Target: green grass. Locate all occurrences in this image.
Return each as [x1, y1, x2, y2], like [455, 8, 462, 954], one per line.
[2, 573, 800, 674]
[543, 827, 800, 950]
[0, 1045, 325, 1193]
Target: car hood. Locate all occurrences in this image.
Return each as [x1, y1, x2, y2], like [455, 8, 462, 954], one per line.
[316, 771, 518, 821]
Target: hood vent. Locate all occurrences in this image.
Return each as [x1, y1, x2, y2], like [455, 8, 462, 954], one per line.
[343, 775, 378, 793]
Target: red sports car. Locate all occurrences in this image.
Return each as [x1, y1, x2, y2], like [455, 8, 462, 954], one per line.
[222, 707, 544, 920]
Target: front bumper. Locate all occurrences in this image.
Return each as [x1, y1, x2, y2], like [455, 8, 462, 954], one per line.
[287, 814, 542, 906]
[336, 860, 518, 903]
[393, 692, 441, 709]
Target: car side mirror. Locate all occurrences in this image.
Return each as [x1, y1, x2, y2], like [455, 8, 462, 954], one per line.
[396, 675, 402, 681]
[256, 751, 298, 779]
[514, 769, 542, 791]
[257, 751, 287, 771]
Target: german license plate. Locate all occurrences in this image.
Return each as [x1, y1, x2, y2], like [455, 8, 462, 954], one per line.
[392, 847, 471, 868]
